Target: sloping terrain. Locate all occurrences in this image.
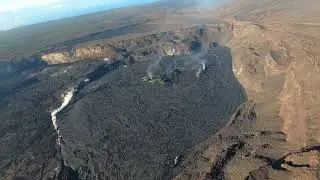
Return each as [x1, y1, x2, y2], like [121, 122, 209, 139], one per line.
[58, 46, 245, 179]
[0, 0, 220, 61]
[173, 0, 320, 179]
[0, 23, 246, 179]
[0, 0, 320, 180]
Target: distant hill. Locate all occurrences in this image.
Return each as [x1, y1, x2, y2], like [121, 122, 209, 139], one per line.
[0, 0, 229, 61]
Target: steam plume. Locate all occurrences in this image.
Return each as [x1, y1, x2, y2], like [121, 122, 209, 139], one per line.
[146, 48, 208, 80]
[51, 88, 75, 145]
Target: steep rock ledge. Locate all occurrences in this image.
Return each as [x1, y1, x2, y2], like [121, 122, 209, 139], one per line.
[39, 24, 231, 64]
[172, 19, 320, 180]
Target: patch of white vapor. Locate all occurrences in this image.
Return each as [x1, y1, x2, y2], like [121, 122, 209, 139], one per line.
[51, 88, 75, 145]
[201, 62, 206, 71]
[147, 48, 209, 80]
[196, 61, 207, 78]
[147, 56, 162, 80]
[174, 156, 179, 166]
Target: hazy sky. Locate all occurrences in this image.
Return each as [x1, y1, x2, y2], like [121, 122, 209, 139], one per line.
[0, 0, 156, 31]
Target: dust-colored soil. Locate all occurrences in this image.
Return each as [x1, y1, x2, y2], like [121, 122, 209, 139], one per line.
[173, 0, 320, 179]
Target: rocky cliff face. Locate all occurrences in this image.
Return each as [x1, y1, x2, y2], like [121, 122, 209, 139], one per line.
[39, 25, 230, 65]
[174, 1, 320, 179]
[41, 45, 117, 64]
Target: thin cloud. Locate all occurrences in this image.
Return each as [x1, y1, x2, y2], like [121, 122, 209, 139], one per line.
[0, 0, 65, 12]
[51, 3, 66, 9]
[0, 0, 156, 30]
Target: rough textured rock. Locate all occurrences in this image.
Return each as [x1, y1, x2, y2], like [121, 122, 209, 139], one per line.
[0, 24, 245, 179]
[173, 1, 320, 179]
[1, 0, 320, 179]
[39, 25, 229, 65]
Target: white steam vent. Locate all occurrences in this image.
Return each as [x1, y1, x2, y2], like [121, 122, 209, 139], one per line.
[201, 62, 206, 71]
[174, 156, 179, 166]
[196, 61, 206, 78]
[51, 88, 75, 145]
[147, 50, 208, 80]
[196, 67, 202, 78]
[147, 56, 161, 80]
[174, 155, 182, 166]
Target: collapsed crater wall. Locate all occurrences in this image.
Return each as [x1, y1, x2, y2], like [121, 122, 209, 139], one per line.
[39, 24, 232, 64]
[172, 19, 320, 180]
[56, 45, 246, 180]
[6, 19, 319, 179]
